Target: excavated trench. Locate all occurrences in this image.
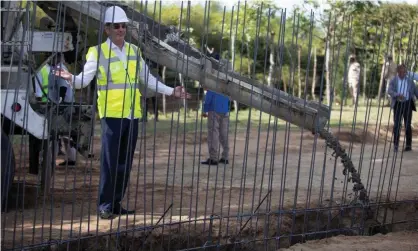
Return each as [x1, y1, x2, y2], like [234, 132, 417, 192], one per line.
[30, 200, 416, 251]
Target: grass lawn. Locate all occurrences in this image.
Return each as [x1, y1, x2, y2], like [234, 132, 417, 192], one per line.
[10, 98, 417, 144]
[142, 99, 418, 135]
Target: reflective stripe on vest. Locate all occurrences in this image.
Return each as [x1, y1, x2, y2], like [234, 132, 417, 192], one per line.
[89, 41, 143, 119]
[40, 65, 49, 102]
[96, 48, 139, 91]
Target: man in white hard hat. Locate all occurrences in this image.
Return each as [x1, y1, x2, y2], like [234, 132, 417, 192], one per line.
[55, 5, 191, 219]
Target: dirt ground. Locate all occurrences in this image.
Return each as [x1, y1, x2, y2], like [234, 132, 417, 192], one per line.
[2, 124, 418, 250]
[279, 231, 418, 251]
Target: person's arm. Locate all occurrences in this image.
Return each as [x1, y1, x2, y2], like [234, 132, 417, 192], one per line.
[139, 57, 174, 96]
[34, 71, 43, 97]
[54, 48, 98, 89]
[71, 52, 98, 89]
[407, 71, 418, 81]
[203, 91, 213, 113]
[415, 85, 418, 99]
[413, 80, 418, 99]
[60, 64, 73, 89]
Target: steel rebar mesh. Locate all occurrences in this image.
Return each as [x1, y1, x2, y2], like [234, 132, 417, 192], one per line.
[1, 1, 418, 251]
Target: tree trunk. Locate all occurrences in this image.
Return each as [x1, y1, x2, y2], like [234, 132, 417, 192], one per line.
[283, 81, 287, 93]
[267, 50, 275, 86]
[363, 62, 367, 104]
[378, 60, 385, 102]
[267, 32, 275, 86]
[283, 80, 287, 93]
[311, 47, 317, 100]
[231, 26, 239, 114]
[392, 47, 396, 64]
[377, 27, 393, 102]
[388, 26, 394, 53]
[231, 30, 236, 70]
[285, 46, 295, 96]
[162, 66, 166, 116]
[246, 42, 251, 76]
[290, 70, 295, 97]
[297, 45, 302, 98]
[325, 39, 332, 106]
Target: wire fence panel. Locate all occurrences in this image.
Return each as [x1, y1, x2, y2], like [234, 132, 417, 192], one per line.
[1, 1, 418, 251]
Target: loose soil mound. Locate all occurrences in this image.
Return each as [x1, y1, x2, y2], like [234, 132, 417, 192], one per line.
[279, 231, 418, 251]
[333, 130, 378, 144]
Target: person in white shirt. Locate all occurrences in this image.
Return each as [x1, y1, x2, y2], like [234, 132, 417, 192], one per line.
[49, 54, 78, 167]
[54, 6, 191, 219]
[347, 55, 361, 106]
[387, 64, 418, 152]
[34, 64, 50, 101]
[34, 54, 73, 104]
[30, 54, 78, 173]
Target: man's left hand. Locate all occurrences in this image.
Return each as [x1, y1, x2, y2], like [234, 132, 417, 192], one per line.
[53, 68, 73, 82]
[172, 86, 192, 99]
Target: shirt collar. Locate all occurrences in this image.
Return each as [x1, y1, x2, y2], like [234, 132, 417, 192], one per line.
[106, 37, 125, 50]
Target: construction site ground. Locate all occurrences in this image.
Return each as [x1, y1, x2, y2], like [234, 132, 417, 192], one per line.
[279, 231, 418, 251]
[2, 107, 418, 250]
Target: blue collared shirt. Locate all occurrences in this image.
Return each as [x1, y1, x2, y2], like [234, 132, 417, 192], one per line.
[203, 90, 230, 114]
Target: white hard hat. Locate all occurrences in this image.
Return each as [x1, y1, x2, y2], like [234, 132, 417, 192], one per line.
[104, 6, 129, 24]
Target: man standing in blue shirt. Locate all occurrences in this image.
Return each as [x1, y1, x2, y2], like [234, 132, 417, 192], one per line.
[201, 90, 230, 165]
[388, 65, 418, 152]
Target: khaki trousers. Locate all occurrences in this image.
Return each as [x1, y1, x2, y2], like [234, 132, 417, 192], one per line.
[207, 111, 229, 160]
[349, 81, 359, 105]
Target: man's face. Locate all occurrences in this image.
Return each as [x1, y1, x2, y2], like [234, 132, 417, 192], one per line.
[105, 23, 126, 44]
[398, 66, 406, 78]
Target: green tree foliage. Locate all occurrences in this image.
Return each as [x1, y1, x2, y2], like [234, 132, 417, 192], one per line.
[304, 0, 418, 102]
[28, 0, 418, 101]
[135, 0, 418, 102]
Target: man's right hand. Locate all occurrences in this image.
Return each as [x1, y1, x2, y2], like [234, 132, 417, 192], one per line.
[172, 86, 192, 99]
[397, 93, 405, 101]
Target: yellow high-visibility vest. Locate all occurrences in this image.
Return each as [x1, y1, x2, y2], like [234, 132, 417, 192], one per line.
[86, 41, 142, 119]
[40, 65, 49, 102]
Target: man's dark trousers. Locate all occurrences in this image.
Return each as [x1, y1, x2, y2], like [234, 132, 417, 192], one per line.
[99, 117, 139, 212]
[393, 99, 414, 149]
